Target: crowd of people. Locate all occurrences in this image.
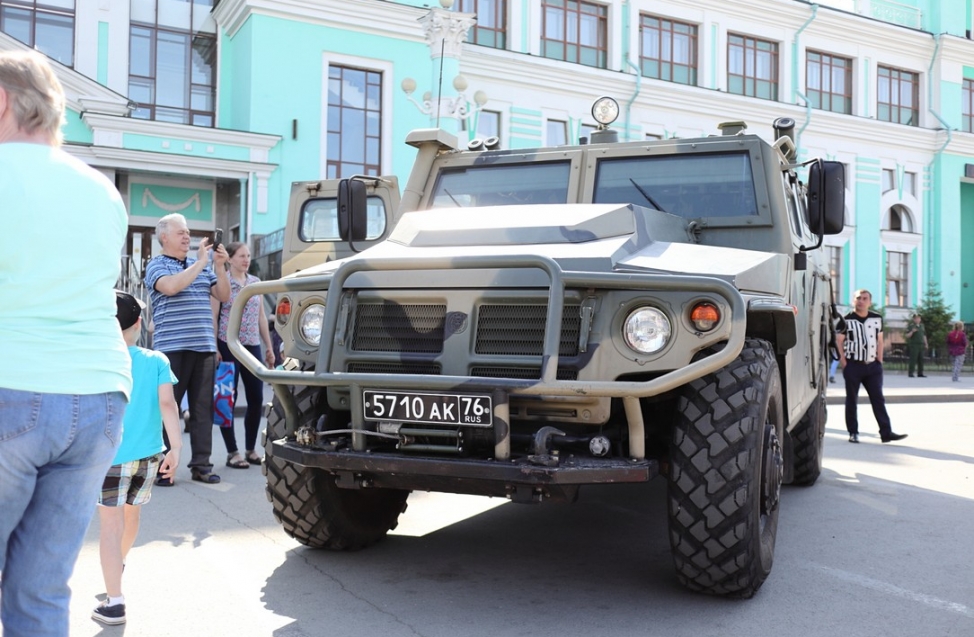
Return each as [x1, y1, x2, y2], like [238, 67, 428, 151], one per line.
[0, 50, 276, 633]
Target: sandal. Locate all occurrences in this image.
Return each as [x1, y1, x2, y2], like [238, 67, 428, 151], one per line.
[190, 469, 221, 483]
[226, 453, 249, 469]
[245, 451, 262, 465]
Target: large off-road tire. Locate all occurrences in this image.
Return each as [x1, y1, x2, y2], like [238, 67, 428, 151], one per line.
[262, 386, 409, 550]
[789, 383, 826, 486]
[667, 338, 784, 598]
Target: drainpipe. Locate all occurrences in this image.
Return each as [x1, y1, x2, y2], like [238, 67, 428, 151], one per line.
[793, 4, 818, 154]
[926, 34, 952, 281]
[622, 0, 641, 142]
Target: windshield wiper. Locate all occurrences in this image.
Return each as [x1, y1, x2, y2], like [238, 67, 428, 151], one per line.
[629, 178, 666, 212]
[443, 188, 463, 207]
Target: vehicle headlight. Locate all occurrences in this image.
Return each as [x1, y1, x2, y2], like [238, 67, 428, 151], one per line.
[623, 307, 671, 354]
[298, 303, 325, 346]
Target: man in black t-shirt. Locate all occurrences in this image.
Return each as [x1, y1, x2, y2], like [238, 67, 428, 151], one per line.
[835, 289, 908, 444]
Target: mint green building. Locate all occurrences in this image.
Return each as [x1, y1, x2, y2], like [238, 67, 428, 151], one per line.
[3, 0, 974, 328]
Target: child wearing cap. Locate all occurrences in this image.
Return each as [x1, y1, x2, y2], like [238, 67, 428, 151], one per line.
[92, 291, 181, 625]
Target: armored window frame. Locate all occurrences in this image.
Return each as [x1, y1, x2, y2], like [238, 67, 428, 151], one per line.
[589, 148, 770, 228]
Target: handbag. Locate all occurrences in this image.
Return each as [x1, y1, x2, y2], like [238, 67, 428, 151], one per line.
[213, 361, 236, 428]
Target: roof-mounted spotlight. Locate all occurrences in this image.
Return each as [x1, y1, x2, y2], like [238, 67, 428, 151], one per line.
[590, 96, 619, 144]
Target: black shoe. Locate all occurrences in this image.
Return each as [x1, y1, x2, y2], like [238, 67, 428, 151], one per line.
[848, 433, 859, 443]
[92, 602, 126, 625]
[882, 433, 908, 443]
[155, 476, 174, 487]
[908, 374, 914, 377]
[918, 374, 927, 378]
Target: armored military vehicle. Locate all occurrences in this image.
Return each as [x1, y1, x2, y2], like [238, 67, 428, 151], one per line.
[228, 97, 844, 597]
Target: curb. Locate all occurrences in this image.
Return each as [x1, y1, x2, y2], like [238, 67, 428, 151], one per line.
[826, 394, 974, 405]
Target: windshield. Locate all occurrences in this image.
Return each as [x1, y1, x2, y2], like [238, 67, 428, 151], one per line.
[593, 153, 758, 218]
[429, 161, 571, 208]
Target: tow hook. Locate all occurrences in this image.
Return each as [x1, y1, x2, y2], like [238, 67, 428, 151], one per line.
[527, 426, 565, 467]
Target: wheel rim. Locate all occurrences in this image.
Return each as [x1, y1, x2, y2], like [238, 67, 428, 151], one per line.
[761, 423, 783, 517]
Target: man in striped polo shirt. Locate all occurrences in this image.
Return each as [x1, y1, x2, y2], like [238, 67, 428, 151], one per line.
[145, 213, 230, 483]
[835, 288, 907, 444]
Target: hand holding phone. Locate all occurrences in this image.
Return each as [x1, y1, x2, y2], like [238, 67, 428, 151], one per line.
[213, 228, 224, 249]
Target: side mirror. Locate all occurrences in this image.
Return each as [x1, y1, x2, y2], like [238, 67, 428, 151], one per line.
[807, 160, 845, 236]
[337, 179, 368, 243]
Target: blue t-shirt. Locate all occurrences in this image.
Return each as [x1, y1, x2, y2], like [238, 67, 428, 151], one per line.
[0, 143, 132, 398]
[145, 255, 217, 353]
[114, 346, 178, 465]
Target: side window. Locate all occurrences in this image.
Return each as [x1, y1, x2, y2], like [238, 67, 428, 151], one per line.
[300, 196, 387, 242]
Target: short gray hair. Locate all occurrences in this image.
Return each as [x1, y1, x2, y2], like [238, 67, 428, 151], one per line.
[0, 50, 65, 144]
[156, 213, 188, 245]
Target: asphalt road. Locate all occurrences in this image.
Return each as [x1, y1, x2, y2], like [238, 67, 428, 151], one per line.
[64, 397, 974, 637]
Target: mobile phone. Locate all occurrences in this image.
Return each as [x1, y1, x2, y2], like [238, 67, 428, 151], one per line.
[213, 228, 223, 249]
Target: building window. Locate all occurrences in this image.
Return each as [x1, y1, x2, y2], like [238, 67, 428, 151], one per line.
[129, 0, 216, 127]
[806, 50, 852, 114]
[877, 65, 918, 126]
[963, 79, 973, 133]
[326, 65, 381, 179]
[541, 0, 607, 69]
[727, 34, 778, 101]
[884, 204, 914, 233]
[882, 168, 895, 193]
[639, 14, 697, 86]
[904, 171, 916, 196]
[885, 250, 910, 307]
[456, 0, 506, 49]
[0, 1, 75, 67]
[476, 109, 500, 143]
[547, 119, 567, 145]
[828, 246, 842, 304]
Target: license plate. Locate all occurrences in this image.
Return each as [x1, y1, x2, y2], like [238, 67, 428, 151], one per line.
[363, 390, 493, 427]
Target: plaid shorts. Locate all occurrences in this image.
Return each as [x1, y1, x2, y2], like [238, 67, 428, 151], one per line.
[98, 454, 162, 507]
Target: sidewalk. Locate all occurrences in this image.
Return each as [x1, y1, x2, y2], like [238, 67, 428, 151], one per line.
[826, 370, 974, 405]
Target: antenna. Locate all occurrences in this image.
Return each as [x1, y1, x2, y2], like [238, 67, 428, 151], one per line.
[435, 39, 445, 129]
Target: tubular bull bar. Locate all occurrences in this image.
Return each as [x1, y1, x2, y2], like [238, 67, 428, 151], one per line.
[227, 254, 746, 475]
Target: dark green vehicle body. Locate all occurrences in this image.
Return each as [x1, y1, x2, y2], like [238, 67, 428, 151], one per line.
[228, 114, 845, 597]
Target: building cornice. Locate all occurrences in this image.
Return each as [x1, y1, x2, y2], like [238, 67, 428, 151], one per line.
[213, 0, 426, 40]
[81, 112, 282, 152]
[462, 47, 962, 157]
[64, 144, 277, 180]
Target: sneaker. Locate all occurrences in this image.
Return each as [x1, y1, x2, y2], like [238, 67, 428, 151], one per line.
[881, 432, 908, 443]
[848, 433, 859, 443]
[92, 602, 126, 625]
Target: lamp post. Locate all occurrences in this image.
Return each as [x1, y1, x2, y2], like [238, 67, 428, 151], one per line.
[400, 1, 487, 135]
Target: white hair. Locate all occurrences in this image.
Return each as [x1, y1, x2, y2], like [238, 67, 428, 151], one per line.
[155, 213, 188, 246]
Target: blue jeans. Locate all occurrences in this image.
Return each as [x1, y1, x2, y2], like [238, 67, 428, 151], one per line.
[0, 389, 125, 637]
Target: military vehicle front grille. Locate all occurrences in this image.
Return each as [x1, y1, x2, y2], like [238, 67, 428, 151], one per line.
[347, 362, 441, 375]
[475, 304, 580, 356]
[471, 366, 578, 380]
[351, 303, 446, 353]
